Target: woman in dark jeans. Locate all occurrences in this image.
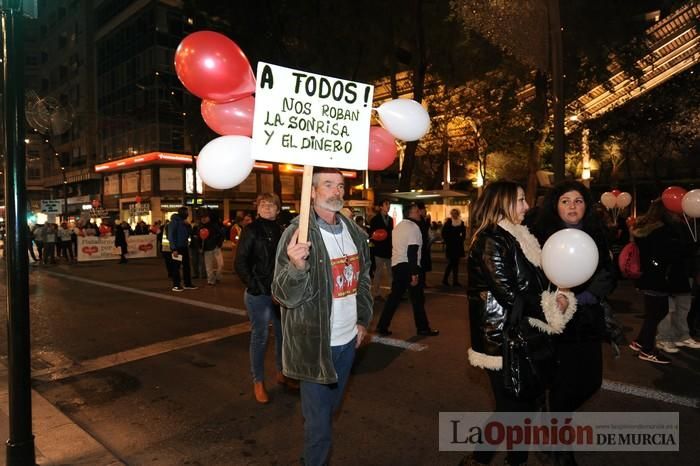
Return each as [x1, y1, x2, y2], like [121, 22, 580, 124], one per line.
[235, 192, 297, 404]
[628, 199, 693, 364]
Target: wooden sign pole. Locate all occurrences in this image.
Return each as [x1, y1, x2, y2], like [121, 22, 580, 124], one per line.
[297, 165, 314, 243]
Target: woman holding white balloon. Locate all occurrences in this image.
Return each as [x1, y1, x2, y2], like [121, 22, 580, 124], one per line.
[464, 181, 575, 466]
[530, 182, 615, 420]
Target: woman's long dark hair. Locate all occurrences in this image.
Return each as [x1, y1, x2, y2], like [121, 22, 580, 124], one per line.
[529, 180, 608, 250]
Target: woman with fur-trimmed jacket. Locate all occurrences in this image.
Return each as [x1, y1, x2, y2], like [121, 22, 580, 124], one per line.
[464, 181, 575, 466]
[529, 181, 616, 411]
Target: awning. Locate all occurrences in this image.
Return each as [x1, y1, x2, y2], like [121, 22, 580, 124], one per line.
[387, 189, 471, 201]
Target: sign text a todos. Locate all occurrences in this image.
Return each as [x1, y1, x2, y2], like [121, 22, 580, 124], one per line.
[252, 62, 374, 170]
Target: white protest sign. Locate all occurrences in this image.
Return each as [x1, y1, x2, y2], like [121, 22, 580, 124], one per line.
[41, 200, 63, 214]
[77, 235, 157, 262]
[252, 62, 374, 170]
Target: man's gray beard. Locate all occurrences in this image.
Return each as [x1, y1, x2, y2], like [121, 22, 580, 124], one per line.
[317, 197, 344, 212]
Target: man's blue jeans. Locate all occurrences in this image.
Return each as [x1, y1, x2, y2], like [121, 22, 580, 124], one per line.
[300, 337, 356, 466]
[244, 291, 282, 382]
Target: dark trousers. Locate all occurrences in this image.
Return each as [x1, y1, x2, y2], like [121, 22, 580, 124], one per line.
[163, 251, 173, 278]
[27, 240, 37, 261]
[443, 256, 461, 285]
[636, 294, 669, 353]
[473, 369, 537, 465]
[118, 244, 128, 263]
[377, 263, 430, 332]
[170, 247, 193, 287]
[549, 339, 602, 412]
[60, 240, 74, 261]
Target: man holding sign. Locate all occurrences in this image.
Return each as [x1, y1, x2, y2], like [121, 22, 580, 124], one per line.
[272, 167, 372, 466]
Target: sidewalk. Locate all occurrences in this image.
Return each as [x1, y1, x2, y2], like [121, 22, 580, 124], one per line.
[0, 365, 123, 466]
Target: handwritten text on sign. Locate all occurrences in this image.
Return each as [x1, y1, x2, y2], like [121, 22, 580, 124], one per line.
[251, 62, 373, 170]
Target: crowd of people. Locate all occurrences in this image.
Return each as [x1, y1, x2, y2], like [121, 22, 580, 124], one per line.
[26, 174, 700, 466]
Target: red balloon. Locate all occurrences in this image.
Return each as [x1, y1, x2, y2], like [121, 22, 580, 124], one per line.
[661, 186, 687, 214]
[201, 96, 255, 136]
[199, 228, 210, 240]
[611, 189, 621, 197]
[367, 127, 397, 171]
[174, 31, 255, 102]
[135, 196, 142, 204]
[371, 229, 388, 242]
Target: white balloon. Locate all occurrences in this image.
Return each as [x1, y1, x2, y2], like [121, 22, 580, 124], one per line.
[600, 192, 616, 209]
[616, 192, 632, 209]
[197, 135, 254, 190]
[682, 189, 700, 218]
[376, 99, 430, 141]
[541, 228, 599, 289]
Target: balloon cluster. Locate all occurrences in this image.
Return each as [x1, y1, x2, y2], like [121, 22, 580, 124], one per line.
[368, 100, 431, 171]
[600, 189, 631, 219]
[175, 31, 431, 187]
[174, 31, 257, 190]
[662, 186, 700, 242]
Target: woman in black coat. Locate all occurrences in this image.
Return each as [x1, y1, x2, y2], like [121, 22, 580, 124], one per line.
[465, 181, 574, 466]
[529, 181, 616, 464]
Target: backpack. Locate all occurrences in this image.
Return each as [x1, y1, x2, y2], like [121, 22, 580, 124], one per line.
[618, 241, 642, 279]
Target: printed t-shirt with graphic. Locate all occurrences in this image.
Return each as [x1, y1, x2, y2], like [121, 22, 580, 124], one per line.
[320, 225, 359, 346]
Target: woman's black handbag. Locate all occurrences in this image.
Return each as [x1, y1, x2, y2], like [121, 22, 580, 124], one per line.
[502, 295, 554, 400]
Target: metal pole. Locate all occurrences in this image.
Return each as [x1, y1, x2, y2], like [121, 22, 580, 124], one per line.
[1, 2, 37, 464]
[549, 0, 565, 183]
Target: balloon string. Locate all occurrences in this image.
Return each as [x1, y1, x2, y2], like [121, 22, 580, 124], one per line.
[682, 213, 696, 242]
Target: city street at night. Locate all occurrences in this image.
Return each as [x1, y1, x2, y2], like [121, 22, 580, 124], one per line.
[0, 250, 698, 465]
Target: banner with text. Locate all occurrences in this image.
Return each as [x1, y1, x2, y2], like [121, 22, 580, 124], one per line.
[77, 235, 157, 262]
[251, 62, 373, 170]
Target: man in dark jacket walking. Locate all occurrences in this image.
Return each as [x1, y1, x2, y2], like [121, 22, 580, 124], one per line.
[168, 207, 197, 292]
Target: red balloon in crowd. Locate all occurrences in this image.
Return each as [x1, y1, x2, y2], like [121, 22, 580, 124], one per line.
[367, 126, 397, 171]
[174, 31, 256, 102]
[611, 189, 621, 197]
[199, 228, 210, 240]
[661, 186, 687, 214]
[201, 96, 255, 136]
[135, 196, 142, 204]
[371, 229, 388, 242]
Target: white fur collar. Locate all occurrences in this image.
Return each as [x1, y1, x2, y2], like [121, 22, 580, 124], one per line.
[497, 219, 542, 268]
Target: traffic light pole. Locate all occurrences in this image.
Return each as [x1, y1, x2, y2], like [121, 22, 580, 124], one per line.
[1, 1, 37, 464]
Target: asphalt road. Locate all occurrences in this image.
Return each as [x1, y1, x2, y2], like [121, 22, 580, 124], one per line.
[0, 250, 699, 465]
